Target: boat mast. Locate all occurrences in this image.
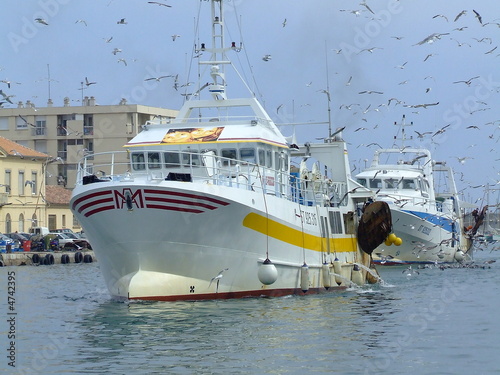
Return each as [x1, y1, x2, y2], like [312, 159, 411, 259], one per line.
[393, 114, 413, 149]
[195, 0, 241, 100]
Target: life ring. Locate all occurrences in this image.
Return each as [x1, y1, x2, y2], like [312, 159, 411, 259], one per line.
[75, 252, 83, 264]
[83, 254, 93, 263]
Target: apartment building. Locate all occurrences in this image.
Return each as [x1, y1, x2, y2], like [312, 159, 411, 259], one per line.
[0, 97, 177, 189]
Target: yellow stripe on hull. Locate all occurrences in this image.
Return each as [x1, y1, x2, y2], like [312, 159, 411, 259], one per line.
[243, 212, 357, 253]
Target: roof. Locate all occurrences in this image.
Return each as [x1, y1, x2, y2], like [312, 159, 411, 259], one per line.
[45, 185, 72, 205]
[0, 136, 50, 159]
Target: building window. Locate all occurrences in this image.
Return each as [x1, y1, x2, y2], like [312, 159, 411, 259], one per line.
[62, 215, 66, 228]
[5, 214, 11, 234]
[0, 117, 9, 130]
[15, 116, 27, 130]
[18, 171, 25, 195]
[5, 170, 11, 194]
[33, 116, 46, 136]
[72, 215, 79, 228]
[19, 214, 24, 232]
[31, 171, 37, 195]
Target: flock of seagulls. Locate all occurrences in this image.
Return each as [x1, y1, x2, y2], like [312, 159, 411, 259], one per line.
[1, 3, 498, 197]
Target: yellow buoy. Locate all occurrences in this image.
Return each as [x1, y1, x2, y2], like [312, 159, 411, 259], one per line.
[385, 239, 392, 246]
[393, 237, 403, 246]
[388, 233, 397, 243]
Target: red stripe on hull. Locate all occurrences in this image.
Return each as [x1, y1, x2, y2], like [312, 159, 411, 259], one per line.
[145, 196, 217, 210]
[72, 190, 112, 210]
[129, 286, 347, 302]
[84, 205, 116, 217]
[144, 189, 229, 206]
[145, 204, 204, 213]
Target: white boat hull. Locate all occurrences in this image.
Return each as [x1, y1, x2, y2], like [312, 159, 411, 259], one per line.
[372, 207, 470, 265]
[71, 181, 366, 300]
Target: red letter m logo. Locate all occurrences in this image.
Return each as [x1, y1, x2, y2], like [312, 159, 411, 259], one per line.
[114, 189, 144, 209]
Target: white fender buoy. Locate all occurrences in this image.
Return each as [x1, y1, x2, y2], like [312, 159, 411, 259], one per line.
[351, 264, 364, 286]
[322, 263, 331, 289]
[300, 263, 309, 292]
[333, 258, 342, 285]
[454, 250, 465, 262]
[258, 258, 278, 285]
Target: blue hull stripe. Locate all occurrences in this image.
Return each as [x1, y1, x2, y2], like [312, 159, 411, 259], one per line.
[402, 210, 455, 232]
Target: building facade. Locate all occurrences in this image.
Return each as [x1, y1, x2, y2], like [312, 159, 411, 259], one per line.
[0, 97, 177, 189]
[0, 137, 48, 233]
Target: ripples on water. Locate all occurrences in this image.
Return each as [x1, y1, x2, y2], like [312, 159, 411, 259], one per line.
[1, 247, 499, 374]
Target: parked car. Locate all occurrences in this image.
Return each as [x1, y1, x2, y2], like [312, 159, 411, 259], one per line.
[0, 233, 18, 252]
[49, 233, 92, 250]
[52, 229, 77, 236]
[5, 232, 30, 247]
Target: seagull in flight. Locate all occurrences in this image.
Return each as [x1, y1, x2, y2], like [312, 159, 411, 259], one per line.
[414, 33, 449, 45]
[453, 76, 480, 86]
[262, 54, 272, 61]
[75, 19, 87, 26]
[282, 18, 287, 27]
[473, 10, 482, 25]
[359, 90, 383, 95]
[35, 18, 49, 25]
[432, 124, 450, 137]
[171, 34, 181, 41]
[432, 14, 448, 22]
[148, 1, 172, 7]
[0, 90, 14, 104]
[454, 10, 467, 22]
[112, 48, 122, 55]
[117, 18, 127, 24]
[144, 75, 172, 82]
[360, 1, 375, 14]
[85, 77, 97, 86]
[404, 102, 439, 109]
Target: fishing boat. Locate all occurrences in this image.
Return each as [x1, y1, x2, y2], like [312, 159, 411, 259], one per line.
[70, 0, 390, 301]
[355, 116, 473, 265]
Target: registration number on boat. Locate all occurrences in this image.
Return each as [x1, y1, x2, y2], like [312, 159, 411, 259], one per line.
[418, 225, 431, 235]
[300, 210, 317, 226]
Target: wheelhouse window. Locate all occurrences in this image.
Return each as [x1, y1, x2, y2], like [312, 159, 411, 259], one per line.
[266, 150, 272, 168]
[369, 178, 382, 189]
[385, 178, 397, 189]
[221, 149, 237, 166]
[147, 152, 161, 169]
[402, 179, 416, 189]
[164, 152, 180, 168]
[240, 148, 256, 164]
[131, 153, 146, 170]
[357, 178, 367, 187]
[258, 149, 265, 166]
[182, 150, 201, 166]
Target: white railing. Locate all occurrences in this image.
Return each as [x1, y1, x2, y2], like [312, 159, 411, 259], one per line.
[76, 150, 348, 207]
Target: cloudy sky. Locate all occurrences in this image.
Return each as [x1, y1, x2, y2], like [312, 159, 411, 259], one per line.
[1, 0, 499, 204]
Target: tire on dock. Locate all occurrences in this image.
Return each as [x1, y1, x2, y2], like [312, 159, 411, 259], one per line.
[61, 254, 70, 264]
[83, 254, 93, 263]
[74, 252, 83, 264]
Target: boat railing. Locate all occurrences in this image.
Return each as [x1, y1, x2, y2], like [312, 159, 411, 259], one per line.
[167, 115, 273, 127]
[76, 150, 348, 207]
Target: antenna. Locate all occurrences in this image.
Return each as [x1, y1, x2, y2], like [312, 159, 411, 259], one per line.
[325, 42, 332, 141]
[393, 114, 413, 149]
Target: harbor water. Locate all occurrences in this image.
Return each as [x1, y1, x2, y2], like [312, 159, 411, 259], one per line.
[1, 246, 499, 375]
